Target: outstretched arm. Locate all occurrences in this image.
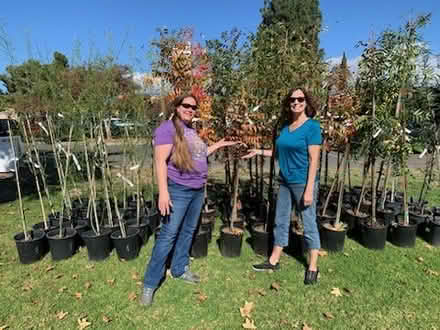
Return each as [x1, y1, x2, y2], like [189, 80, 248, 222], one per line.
[242, 148, 273, 159]
[207, 138, 239, 156]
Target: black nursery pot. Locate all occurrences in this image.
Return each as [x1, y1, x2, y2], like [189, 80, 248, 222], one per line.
[32, 221, 58, 233]
[251, 224, 272, 257]
[74, 219, 89, 248]
[376, 208, 396, 226]
[423, 219, 440, 246]
[81, 228, 112, 261]
[191, 229, 209, 258]
[46, 228, 77, 261]
[389, 221, 418, 248]
[360, 222, 388, 250]
[111, 228, 140, 261]
[219, 225, 243, 258]
[320, 223, 347, 252]
[14, 231, 47, 264]
[126, 217, 151, 246]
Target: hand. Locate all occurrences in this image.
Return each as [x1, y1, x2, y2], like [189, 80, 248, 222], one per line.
[303, 189, 313, 207]
[158, 191, 173, 216]
[241, 149, 259, 159]
[217, 138, 239, 148]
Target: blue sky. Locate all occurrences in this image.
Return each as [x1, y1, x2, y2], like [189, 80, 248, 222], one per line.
[0, 0, 439, 75]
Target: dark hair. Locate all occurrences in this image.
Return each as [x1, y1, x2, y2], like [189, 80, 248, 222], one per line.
[169, 94, 199, 172]
[280, 87, 317, 126]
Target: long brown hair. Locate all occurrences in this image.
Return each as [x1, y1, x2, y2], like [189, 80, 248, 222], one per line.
[169, 94, 199, 172]
[279, 87, 317, 128]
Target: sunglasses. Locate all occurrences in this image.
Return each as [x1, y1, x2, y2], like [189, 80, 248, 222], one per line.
[180, 103, 198, 111]
[289, 97, 305, 103]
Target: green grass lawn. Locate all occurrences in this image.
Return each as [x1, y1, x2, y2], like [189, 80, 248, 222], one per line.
[1, 168, 440, 329]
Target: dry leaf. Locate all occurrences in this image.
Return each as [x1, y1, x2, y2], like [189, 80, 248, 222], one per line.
[328, 268, 334, 273]
[22, 284, 32, 291]
[426, 269, 440, 276]
[416, 256, 424, 263]
[58, 286, 67, 293]
[46, 265, 55, 272]
[270, 282, 281, 291]
[107, 279, 115, 286]
[74, 292, 82, 300]
[85, 264, 95, 270]
[242, 318, 257, 329]
[0, 325, 9, 330]
[128, 292, 137, 301]
[318, 249, 328, 257]
[131, 272, 140, 281]
[257, 288, 267, 296]
[197, 293, 208, 303]
[424, 243, 434, 250]
[72, 274, 79, 280]
[56, 311, 68, 320]
[77, 317, 91, 330]
[240, 301, 254, 318]
[343, 288, 352, 295]
[343, 253, 350, 257]
[55, 274, 63, 279]
[323, 312, 335, 320]
[102, 315, 112, 323]
[330, 288, 342, 297]
[84, 282, 92, 289]
[136, 281, 142, 287]
[302, 322, 312, 330]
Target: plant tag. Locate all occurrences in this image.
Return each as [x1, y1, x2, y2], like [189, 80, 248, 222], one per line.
[373, 128, 382, 138]
[129, 164, 140, 171]
[57, 113, 64, 118]
[72, 154, 82, 171]
[419, 148, 427, 159]
[251, 104, 261, 112]
[37, 122, 49, 135]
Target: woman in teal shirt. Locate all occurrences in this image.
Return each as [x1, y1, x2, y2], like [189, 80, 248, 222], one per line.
[244, 87, 322, 285]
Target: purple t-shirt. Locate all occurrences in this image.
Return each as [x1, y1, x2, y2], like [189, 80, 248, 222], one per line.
[154, 120, 208, 189]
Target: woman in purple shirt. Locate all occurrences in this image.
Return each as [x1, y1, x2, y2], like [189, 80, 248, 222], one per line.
[141, 94, 236, 306]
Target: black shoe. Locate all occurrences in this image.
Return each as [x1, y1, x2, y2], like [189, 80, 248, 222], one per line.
[252, 260, 280, 272]
[304, 268, 319, 285]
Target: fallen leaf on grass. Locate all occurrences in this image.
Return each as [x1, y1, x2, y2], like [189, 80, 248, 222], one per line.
[302, 322, 312, 330]
[0, 325, 9, 330]
[131, 272, 140, 281]
[242, 318, 257, 329]
[102, 315, 112, 323]
[85, 264, 94, 270]
[426, 269, 440, 276]
[196, 292, 208, 303]
[128, 292, 137, 301]
[416, 256, 424, 263]
[424, 243, 434, 250]
[343, 253, 350, 257]
[56, 311, 68, 320]
[318, 249, 328, 257]
[343, 288, 352, 295]
[323, 312, 335, 320]
[327, 268, 334, 273]
[271, 282, 281, 291]
[240, 301, 254, 318]
[330, 288, 342, 297]
[135, 281, 142, 287]
[22, 284, 33, 291]
[55, 274, 63, 279]
[257, 288, 267, 296]
[74, 292, 82, 300]
[58, 286, 67, 293]
[72, 274, 79, 280]
[77, 317, 91, 329]
[107, 279, 115, 286]
[46, 265, 55, 272]
[84, 282, 92, 289]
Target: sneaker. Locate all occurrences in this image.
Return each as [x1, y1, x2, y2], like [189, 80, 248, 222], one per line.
[140, 287, 155, 306]
[252, 260, 280, 272]
[304, 268, 319, 285]
[175, 268, 200, 284]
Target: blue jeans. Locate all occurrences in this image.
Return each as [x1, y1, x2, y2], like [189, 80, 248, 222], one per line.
[143, 180, 204, 289]
[273, 181, 320, 250]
